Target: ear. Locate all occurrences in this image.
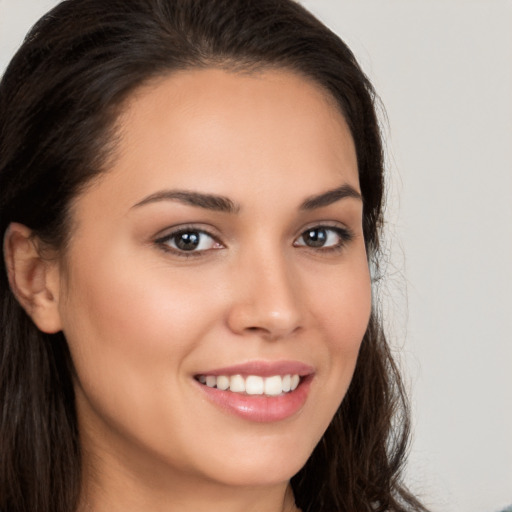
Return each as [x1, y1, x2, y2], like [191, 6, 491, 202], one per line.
[3, 222, 62, 333]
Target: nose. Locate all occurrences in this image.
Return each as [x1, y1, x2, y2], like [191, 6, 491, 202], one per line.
[226, 250, 304, 341]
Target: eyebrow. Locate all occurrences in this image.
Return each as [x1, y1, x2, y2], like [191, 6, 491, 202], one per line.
[132, 190, 240, 213]
[299, 184, 362, 210]
[131, 184, 361, 213]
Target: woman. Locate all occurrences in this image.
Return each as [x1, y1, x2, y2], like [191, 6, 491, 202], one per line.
[0, 1, 428, 511]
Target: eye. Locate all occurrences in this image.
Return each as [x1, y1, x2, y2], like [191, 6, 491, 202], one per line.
[294, 226, 353, 250]
[155, 228, 222, 254]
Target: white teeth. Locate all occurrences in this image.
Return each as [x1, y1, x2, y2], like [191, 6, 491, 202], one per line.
[230, 374, 245, 393]
[216, 375, 230, 390]
[245, 376, 264, 395]
[197, 373, 302, 396]
[282, 374, 291, 392]
[264, 375, 283, 396]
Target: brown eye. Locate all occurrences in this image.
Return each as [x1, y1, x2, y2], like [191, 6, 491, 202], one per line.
[174, 231, 202, 251]
[301, 228, 328, 247]
[157, 229, 221, 253]
[294, 226, 353, 250]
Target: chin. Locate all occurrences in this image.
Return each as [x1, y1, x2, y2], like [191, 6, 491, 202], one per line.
[191, 432, 319, 488]
[205, 458, 306, 488]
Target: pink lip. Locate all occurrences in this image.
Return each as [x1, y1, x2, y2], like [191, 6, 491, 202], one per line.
[194, 360, 314, 423]
[195, 360, 314, 377]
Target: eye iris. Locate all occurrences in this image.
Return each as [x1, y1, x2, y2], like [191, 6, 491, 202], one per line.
[175, 231, 201, 251]
[304, 228, 327, 247]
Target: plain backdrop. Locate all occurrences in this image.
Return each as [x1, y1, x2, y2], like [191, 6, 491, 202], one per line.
[1, 1, 511, 511]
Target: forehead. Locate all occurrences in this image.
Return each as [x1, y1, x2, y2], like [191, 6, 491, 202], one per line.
[77, 68, 359, 216]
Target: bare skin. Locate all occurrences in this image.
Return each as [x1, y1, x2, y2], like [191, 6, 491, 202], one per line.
[7, 68, 370, 512]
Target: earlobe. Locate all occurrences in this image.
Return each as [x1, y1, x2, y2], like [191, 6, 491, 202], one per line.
[3, 222, 63, 334]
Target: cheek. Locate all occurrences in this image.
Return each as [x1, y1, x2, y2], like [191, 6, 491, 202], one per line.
[306, 255, 372, 396]
[313, 258, 372, 348]
[58, 246, 222, 406]
[57, 249, 232, 467]
[64, 245, 207, 340]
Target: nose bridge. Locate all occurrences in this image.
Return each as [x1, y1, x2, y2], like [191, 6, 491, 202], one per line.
[227, 241, 303, 339]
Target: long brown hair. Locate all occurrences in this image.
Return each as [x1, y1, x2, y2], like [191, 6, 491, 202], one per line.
[0, 1, 427, 511]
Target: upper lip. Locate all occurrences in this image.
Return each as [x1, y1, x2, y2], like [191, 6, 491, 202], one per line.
[195, 360, 315, 377]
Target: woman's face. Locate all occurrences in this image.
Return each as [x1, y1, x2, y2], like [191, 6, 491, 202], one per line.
[55, 68, 371, 492]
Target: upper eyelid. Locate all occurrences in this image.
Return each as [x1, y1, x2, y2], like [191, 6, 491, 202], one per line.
[154, 227, 223, 257]
[296, 221, 353, 236]
[154, 224, 221, 241]
[293, 227, 354, 256]
[296, 225, 353, 240]
[154, 226, 222, 249]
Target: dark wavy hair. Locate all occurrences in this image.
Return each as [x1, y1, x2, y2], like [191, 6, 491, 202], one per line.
[0, 1, 428, 511]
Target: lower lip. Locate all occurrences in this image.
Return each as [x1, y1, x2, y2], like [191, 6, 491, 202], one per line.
[196, 377, 313, 423]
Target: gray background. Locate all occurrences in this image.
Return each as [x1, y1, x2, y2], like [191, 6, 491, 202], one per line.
[1, 1, 511, 511]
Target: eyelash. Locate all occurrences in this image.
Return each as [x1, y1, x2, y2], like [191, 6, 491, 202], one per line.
[294, 225, 354, 253]
[154, 226, 222, 258]
[154, 224, 354, 258]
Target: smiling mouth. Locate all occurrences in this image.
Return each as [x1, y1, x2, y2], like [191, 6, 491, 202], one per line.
[195, 374, 301, 396]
